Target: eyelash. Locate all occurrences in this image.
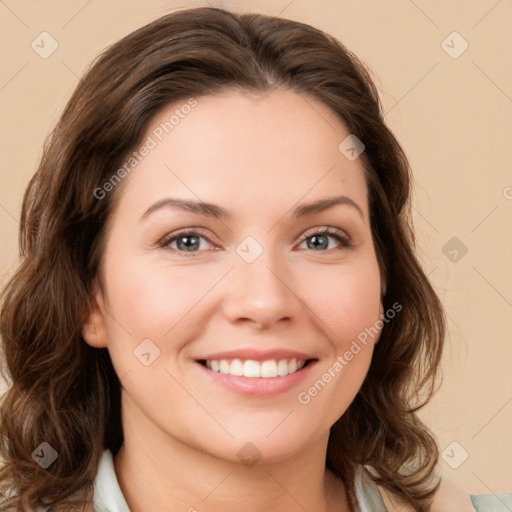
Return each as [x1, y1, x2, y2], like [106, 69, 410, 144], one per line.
[158, 226, 353, 256]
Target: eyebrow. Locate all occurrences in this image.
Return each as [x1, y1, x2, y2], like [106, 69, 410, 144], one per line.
[140, 195, 365, 222]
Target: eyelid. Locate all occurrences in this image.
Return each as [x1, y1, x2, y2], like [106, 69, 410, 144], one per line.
[298, 225, 350, 241]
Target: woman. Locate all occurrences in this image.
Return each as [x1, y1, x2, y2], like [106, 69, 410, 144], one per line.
[0, 7, 509, 512]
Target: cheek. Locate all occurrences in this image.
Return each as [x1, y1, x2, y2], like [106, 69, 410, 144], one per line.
[104, 256, 206, 329]
[303, 258, 382, 348]
[295, 257, 381, 413]
[100, 253, 222, 367]
[295, 269, 380, 427]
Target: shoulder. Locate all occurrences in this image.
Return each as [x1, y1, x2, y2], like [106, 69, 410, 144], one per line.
[379, 478, 475, 512]
[469, 492, 512, 512]
[426, 477, 477, 512]
[378, 476, 512, 512]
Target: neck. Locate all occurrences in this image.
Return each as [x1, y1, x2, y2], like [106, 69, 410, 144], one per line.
[114, 396, 350, 512]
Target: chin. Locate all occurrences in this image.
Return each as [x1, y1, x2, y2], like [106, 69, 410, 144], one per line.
[197, 424, 323, 467]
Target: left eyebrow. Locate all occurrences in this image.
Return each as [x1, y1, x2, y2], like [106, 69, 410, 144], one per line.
[293, 195, 364, 220]
[140, 195, 365, 222]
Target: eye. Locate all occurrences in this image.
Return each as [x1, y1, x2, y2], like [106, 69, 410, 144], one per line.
[160, 229, 217, 254]
[297, 226, 352, 252]
[158, 226, 353, 256]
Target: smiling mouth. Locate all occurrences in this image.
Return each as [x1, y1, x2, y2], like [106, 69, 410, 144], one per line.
[197, 358, 316, 378]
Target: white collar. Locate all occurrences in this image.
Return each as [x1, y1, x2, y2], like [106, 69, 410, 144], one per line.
[93, 449, 130, 512]
[93, 449, 386, 512]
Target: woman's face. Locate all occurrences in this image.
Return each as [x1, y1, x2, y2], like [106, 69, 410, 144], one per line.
[84, 88, 383, 464]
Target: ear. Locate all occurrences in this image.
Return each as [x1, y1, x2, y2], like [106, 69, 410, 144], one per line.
[82, 279, 109, 348]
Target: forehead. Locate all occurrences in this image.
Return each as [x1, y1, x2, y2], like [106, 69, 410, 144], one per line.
[113, 88, 369, 222]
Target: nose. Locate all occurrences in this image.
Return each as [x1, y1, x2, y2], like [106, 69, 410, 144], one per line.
[221, 251, 302, 330]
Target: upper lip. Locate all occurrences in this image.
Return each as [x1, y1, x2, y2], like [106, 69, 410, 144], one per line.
[196, 349, 317, 362]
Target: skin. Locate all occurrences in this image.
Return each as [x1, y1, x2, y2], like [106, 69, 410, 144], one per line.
[83, 88, 385, 512]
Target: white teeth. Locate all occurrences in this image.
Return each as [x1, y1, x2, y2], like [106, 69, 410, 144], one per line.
[277, 359, 289, 376]
[261, 360, 277, 378]
[243, 360, 261, 377]
[219, 360, 230, 374]
[230, 359, 244, 376]
[204, 358, 307, 378]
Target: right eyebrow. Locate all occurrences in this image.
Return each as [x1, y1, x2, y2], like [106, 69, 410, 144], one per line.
[141, 198, 227, 221]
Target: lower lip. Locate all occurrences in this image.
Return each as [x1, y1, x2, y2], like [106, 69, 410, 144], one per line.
[196, 361, 317, 397]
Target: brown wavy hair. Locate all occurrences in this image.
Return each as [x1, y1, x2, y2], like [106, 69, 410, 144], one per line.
[0, 7, 445, 511]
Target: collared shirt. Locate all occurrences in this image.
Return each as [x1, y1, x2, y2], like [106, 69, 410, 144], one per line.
[70, 449, 512, 512]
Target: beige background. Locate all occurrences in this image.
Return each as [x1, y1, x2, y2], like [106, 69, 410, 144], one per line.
[1, 0, 511, 494]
